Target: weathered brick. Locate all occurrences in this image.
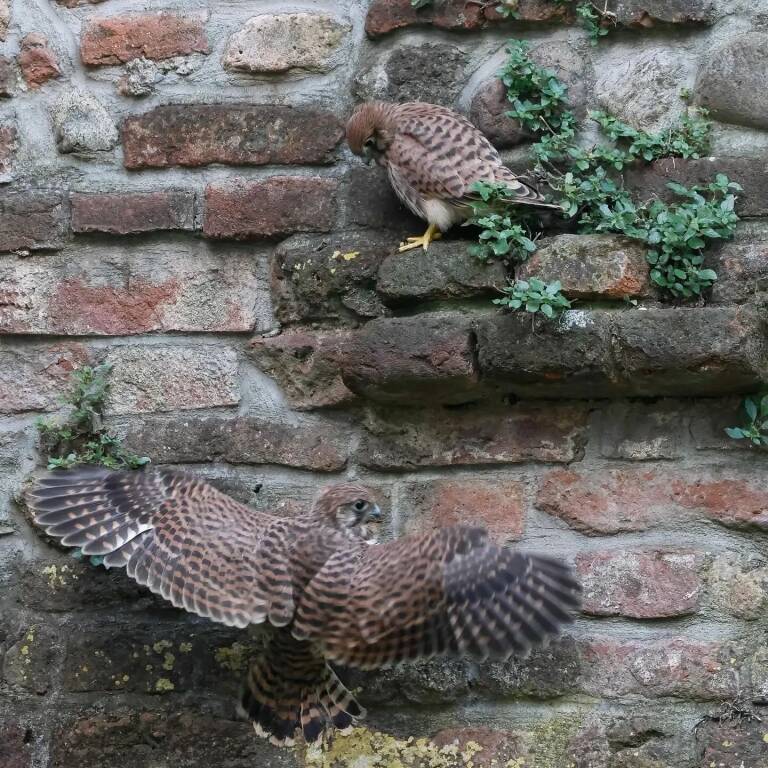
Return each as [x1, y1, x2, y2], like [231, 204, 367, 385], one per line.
[81, 13, 209, 66]
[516, 235, 650, 299]
[123, 105, 342, 169]
[538, 467, 768, 534]
[596, 400, 685, 460]
[689, 396, 756, 452]
[341, 313, 479, 405]
[580, 639, 730, 700]
[475, 310, 615, 399]
[706, 555, 768, 621]
[625, 156, 768, 218]
[0, 190, 68, 252]
[272, 231, 391, 326]
[611, 306, 767, 397]
[614, 0, 713, 26]
[0, 56, 16, 97]
[52, 712, 294, 768]
[695, 32, 768, 130]
[695, 717, 768, 768]
[204, 177, 337, 240]
[248, 330, 356, 411]
[103, 345, 240, 415]
[0, 242, 270, 335]
[71, 191, 194, 235]
[358, 403, 588, 470]
[0, 123, 16, 180]
[18, 33, 60, 88]
[121, 415, 349, 472]
[343, 167, 416, 230]
[365, 0, 572, 37]
[0, 724, 31, 768]
[576, 549, 703, 619]
[431, 727, 525, 768]
[400, 478, 525, 542]
[377, 243, 507, 304]
[0, 342, 89, 414]
[223, 13, 349, 74]
[710, 227, 768, 304]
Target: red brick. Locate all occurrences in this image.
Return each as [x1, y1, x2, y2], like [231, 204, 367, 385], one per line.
[122, 105, 342, 169]
[580, 638, 740, 700]
[203, 177, 337, 240]
[0, 190, 68, 252]
[341, 313, 480, 405]
[1, 243, 266, 335]
[625, 156, 768, 218]
[0, 342, 89, 414]
[358, 403, 588, 469]
[671, 477, 768, 530]
[80, 13, 209, 66]
[538, 468, 768, 534]
[121, 415, 350, 472]
[402, 478, 525, 542]
[365, 0, 572, 37]
[71, 191, 194, 235]
[18, 33, 60, 88]
[248, 330, 356, 411]
[576, 549, 703, 618]
[103, 345, 240, 415]
[516, 234, 651, 300]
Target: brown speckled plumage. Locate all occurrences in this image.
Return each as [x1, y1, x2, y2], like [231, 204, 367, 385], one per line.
[29, 466, 580, 746]
[346, 101, 556, 238]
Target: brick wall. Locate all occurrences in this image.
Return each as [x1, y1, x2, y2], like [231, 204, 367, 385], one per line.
[2, 1, 768, 767]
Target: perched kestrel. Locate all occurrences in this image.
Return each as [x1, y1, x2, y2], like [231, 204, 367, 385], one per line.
[346, 100, 557, 252]
[29, 467, 580, 746]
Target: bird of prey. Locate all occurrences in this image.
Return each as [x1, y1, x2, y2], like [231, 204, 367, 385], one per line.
[29, 467, 581, 746]
[346, 100, 559, 252]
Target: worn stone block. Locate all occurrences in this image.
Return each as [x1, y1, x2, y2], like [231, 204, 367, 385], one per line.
[123, 105, 342, 169]
[224, 13, 348, 74]
[614, 0, 714, 26]
[706, 555, 768, 621]
[81, 13, 209, 65]
[272, 231, 391, 326]
[576, 549, 703, 619]
[71, 191, 195, 235]
[695, 32, 768, 131]
[341, 313, 479, 405]
[0, 724, 31, 768]
[377, 242, 507, 303]
[0, 242, 270, 335]
[103, 345, 240, 415]
[516, 234, 650, 299]
[19, 33, 60, 89]
[248, 330, 356, 411]
[0, 342, 89, 414]
[711, 228, 768, 303]
[0, 190, 68, 252]
[695, 717, 768, 768]
[121, 415, 350, 472]
[343, 166, 416, 230]
[0, 56, 16, 97]
[0, 123, 16, 180]
[354, 42, 467, 106]
[597, 400, 685, 460]
[204, 178, 337, 240]
[3, 623, 58, 694]
[358, 403, 588, 469]
[51, 88, 118, 154]
[400, 478, 525, 542]
[0, 0, 8, 41]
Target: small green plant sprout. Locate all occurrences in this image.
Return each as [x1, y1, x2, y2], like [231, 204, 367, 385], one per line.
[467, 180, 540, 262]
[725, 393, 768, 447]
[553, 1, 617, 44]
[36, 362, 150, 471]
[494, 278, 572, 318]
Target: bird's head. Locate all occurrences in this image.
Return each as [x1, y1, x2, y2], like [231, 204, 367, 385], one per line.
[311, 482, 382, 541]
[346, 102, 394, 165]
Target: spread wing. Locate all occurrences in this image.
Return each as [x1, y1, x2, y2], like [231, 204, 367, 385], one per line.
[387, 102, 551, 207]
[293, 525, 581, 669]
[28, 467, 296, 629]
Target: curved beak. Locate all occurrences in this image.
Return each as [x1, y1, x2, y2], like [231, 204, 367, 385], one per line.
[367, 504, 382, 522]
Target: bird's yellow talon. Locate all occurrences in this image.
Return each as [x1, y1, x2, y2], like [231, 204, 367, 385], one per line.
[396, 224, 442, 253]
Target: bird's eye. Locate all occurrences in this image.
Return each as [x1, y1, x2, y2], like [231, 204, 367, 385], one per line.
[354, 500, 367, 512]
[363, 137, 375, 149]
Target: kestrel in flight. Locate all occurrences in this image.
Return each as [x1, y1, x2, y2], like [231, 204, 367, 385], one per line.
[29, 467, 581, 746]
[346, 100, 558, 252]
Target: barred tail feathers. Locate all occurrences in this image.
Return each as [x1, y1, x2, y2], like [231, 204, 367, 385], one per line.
[239, 631, 364, 746]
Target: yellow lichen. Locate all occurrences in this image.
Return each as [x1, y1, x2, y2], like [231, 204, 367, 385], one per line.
[154, 677, 175, 692]
[162, 652, 175, 671]
[303, 726, 489, 768]
[215, 641, 256, 673]
[179, 642, 193, 653]
[152, 640, 173, 654]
